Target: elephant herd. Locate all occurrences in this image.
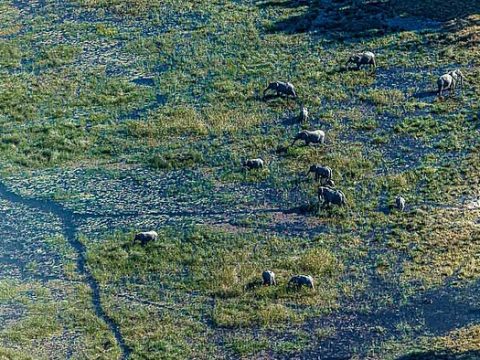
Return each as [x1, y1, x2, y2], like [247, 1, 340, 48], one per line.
[247, 51, 465, 212]
[133, 51, 463, 293]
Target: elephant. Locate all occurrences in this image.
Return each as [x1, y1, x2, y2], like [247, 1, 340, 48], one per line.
[263, 81, 297, 99]
[346, 51, 376, 71]
[395, 196, 405, 211]
[134, 231, 158, 246]
[324, 179, 335, 187]
[450, 69, 465, 89]
[244, 158, 264, 170]
[308, 165, 332, 182]
[288, 275, 314, 289]
[298, 106, 309, 122]
[291, 130, 325, 146]
[318, 186, 346, 207]
[437, 69, 465, 97]
[262, 270, 276, 286]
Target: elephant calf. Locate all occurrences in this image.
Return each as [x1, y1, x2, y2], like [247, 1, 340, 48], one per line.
[324, 179, 335, 187]
[346, 51, 376, 71]
[288, 275, 314, 289]
[291, 130, 325, 146]
[262, 270, 276, 286]
[395, 196, 405, 211]
[308, 165, 332, 183]
[437, 69, 465, 97]
[318, 186, 346, 207]
[298, 106, 309, 122]
[263, 81, 297, 99]
[244, 158, 264, 170]
[134, 231, 158, 246]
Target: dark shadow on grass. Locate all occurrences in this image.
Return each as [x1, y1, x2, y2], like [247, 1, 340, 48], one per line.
[281, 114, 300, 126]
[257, 0, 308, 9]
[275, 145, 289, 154]
[294, 275, 480, 359]
[413, 90, 438, 99]
[396, 350, 480, 360]
[284, 203, 315, 215]
[391, 0, 480, 22]
[262, 93, 298, 103]
[264, 0, 479, 37]
[264, 0, 391, 35]
[118, 93, 167, 122]
[132, 77, 155, 87]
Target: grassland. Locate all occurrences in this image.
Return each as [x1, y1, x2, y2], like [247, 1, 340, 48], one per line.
[0, 0, 479, 358]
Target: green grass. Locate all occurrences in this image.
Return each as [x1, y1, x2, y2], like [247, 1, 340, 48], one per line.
[0, 280, 121, 358]
[0, 0, 479, 358]
[82, 227, 343, 356]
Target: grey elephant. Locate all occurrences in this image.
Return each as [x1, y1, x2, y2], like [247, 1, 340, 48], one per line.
[291, 130, 325, 146]
[134, 231, 158, 246]
[262, 270, 276, 286]
[450, 69, 465, 88]
[346, 51, 376, 71]
[308, 165, 332, 182]
[324, 179, 335, 187]
[298, 106, 309, 122]
[288, 275, 314, 289]
[263, 81, 297, 99]
[395, 196, 405, 211]
[244, 158, 264, 170]
[318, 186, 346, 207]
[437, 69, 465, 97]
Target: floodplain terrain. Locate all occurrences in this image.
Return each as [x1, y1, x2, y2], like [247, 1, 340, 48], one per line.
[0, 0, 479, 358]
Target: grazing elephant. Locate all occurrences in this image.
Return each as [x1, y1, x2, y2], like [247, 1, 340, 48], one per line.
[450, 69, 465, 89]
[437, 73, 454, 97]
[437, 69, 465, 97]
[395, 196, 406, 211]
[318, 186, 346, 207]
[291, 130, 325, 146]
[262, 270, 276, 286]
[134, 231, 158, 246]
[244, 158, 264, 170]
[288, 275, 314, 289]
[263, 81, 297, 99]
[346, 51, 376, 71]
[308, 165, 332, 182]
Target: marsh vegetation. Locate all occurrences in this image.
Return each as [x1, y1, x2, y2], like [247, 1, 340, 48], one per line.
[0, 0, 479, 358]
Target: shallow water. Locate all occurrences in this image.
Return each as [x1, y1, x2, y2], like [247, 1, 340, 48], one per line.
[0, 181, 132, 358]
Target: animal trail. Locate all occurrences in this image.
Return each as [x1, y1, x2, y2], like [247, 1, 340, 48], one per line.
[0, 181, 132, 359]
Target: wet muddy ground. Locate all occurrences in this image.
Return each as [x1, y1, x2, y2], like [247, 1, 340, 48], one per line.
[0, 0, 479, 358]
